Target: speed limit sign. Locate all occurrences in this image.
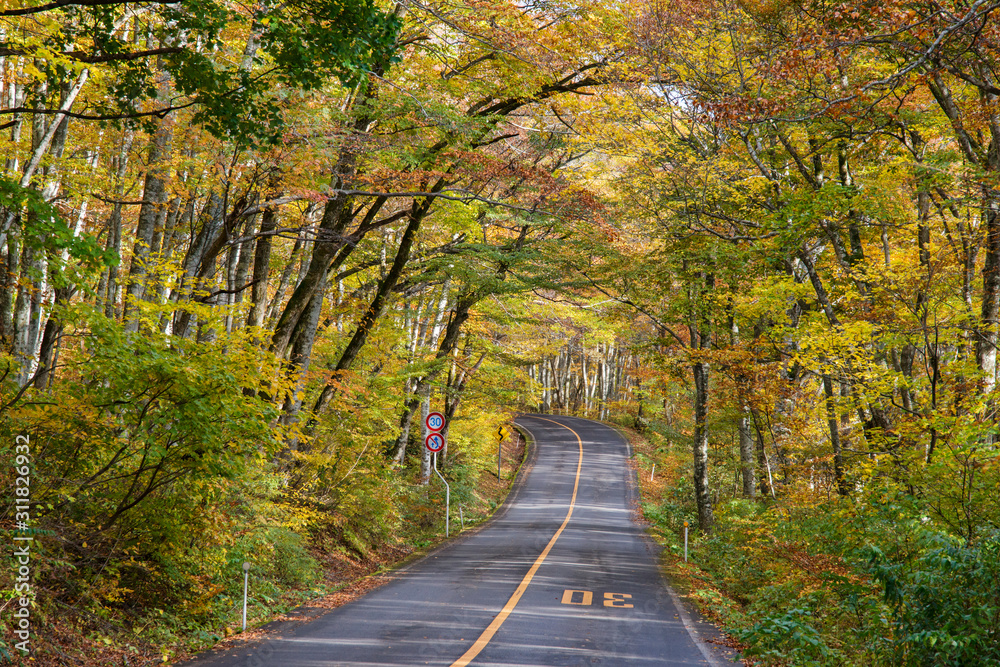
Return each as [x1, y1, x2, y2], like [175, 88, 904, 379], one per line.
[426, 412, 446, 432]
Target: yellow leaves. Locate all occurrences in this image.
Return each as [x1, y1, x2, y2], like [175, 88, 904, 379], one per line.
[736, 274, 810, 323]
[798, 318, 878, 358]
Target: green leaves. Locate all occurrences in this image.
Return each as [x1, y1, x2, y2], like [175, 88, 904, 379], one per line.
[0, 174, 116, 274]
[735, 607, 843, 666]
[258, 0, 402, 90]
[154, 0, 401, 144]
[868, 530, 1000, 666]
[4, 0, 400, 144]
[10, 302, 286, 530]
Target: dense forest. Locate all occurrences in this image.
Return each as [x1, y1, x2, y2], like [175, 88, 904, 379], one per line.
[1, 0, 999, 664]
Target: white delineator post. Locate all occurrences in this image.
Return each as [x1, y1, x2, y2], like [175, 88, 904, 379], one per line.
[683, 522, 689, 562]
[242, 561, 250, 631]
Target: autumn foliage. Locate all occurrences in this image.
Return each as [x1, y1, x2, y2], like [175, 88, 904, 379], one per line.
[1, 0, 999, 664]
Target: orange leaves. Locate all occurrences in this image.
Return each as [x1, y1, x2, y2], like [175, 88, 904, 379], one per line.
[768, 539, 862, 584]
[701, 94, 792, 126]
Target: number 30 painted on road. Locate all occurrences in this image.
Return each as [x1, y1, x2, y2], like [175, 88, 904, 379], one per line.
[561, 589, 633, 609]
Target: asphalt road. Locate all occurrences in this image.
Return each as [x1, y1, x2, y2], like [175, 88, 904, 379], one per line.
[183, 415, 731, 666]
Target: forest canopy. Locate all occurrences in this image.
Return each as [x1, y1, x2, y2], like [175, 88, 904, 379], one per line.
[1, 0, 999, 664]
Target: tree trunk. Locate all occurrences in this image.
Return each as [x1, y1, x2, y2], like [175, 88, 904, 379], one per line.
[419, 391, 432, 484]
[311, 191, 442, 419]
[124, 115, 173, 330]
[265, 235, 304, 326]
[823, 374, 849, 496]
[228, 212, 256, 331]
[753, 411, 773, 498]
[333, 205, 424, 371]
[247, 207, 277, 329]
[280, 270, 328, 436]
[692, 361, 714, 532]
[391, 294, 475, 463]
[977, 203, 1000, 395]
[738, 414, 756, 498]
[12, 226, 44, 384]
[393, 398, 419, 464]
[32, 286, 72, 390]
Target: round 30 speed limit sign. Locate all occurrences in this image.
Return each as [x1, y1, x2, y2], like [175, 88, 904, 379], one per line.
[425, 432, 445, 452]
[426, 412, 446, 432]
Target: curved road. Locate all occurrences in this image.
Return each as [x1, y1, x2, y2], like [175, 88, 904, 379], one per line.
[184, 415, 730, 666]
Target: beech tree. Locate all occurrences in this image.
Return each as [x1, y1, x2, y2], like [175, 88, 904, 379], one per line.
[3, 2, 1000, 663]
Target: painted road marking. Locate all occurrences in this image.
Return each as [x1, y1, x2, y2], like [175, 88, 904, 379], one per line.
[449, 416, 584, 667]
[561, 589, 593, 606]
[559, 590, 634, 608]
[604, 592, 633, 608]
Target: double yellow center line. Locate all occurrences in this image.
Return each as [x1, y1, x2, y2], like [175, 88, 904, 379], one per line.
[450, 417, 584, 667]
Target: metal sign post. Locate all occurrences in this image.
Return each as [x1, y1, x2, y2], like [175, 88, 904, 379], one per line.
[242, 561, 250, 631]
[433, 452, 450, 537]
[425, 426, 448, 537]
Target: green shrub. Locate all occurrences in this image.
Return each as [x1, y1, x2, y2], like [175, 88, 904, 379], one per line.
[868, 530, 1000, 666]
[735, 607, 843, 666]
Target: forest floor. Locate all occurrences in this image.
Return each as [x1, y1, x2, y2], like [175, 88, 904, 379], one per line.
[15, 430, 528, 667]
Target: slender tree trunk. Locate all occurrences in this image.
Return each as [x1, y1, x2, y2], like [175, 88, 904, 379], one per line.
[442, 347, 484, 462]
[265, 235, 304, 326]
[311, 190, 442, 419]
[332, 205, 425, 370]
[692, 360, 714, 532]
[823, 374, 849, 496]
[0, 231, 16, 346]
[124, 112, 173, 330]
[0, 71, 23, 343]
[419, 390, 432, 484]
[280, 271, 328, 436]
[248, 207, 277, 329]
[393, 399, 419, 464]
[752, 409, 773, 498]
[12, 235, 44, 383]
[978, 203, 1000, 395]
[391, 294, 475, 462]
[738, 414, 756, 498]
[32, 285, 73, 390]
[228, 213, 256, 331]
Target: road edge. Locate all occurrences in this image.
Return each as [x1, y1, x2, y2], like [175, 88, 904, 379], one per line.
[175, 422, 537, 666]
[609, 422, 736, 667]
[387, 418, 537, 575]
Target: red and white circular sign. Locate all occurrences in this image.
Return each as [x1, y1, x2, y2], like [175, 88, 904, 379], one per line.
[426, 412, 446, 432]
[425, 432, 446, 452]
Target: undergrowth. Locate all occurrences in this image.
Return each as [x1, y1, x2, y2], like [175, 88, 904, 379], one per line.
[0, 413, 526, 666]
[625, 418, 1000, 667]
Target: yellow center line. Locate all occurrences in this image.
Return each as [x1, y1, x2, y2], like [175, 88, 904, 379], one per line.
[449, 416, 584, 667]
